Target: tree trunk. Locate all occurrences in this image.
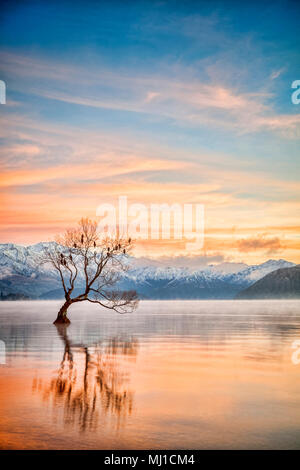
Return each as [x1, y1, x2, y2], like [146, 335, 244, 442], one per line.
[53, 300, 72, 324]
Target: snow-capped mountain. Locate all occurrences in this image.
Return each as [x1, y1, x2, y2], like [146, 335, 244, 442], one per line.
[0, 242, 57, 279]
[118, 258, 294, 299]
[0, 243, 296, 300]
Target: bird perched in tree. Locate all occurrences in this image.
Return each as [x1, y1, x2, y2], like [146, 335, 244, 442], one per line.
[81, 234, 84, 244]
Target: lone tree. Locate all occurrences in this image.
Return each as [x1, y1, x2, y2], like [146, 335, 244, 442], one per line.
[40, 218, 138, 324]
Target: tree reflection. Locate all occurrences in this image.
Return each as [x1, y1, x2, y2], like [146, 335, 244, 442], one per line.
[32, 325, 138, 432]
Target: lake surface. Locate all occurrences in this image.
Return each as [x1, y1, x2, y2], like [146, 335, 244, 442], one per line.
[0, 300, 300, 449]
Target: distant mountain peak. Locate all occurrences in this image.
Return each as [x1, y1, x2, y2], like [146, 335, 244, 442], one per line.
[236, 265, 300, 299]
[259, 258, 293, 267]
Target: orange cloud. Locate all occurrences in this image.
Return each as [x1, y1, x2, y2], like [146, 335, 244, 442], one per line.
[237, 236, 282, 253]
[0, 158, 188, 188]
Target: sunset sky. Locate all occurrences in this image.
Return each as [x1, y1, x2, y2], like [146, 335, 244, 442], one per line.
[0, 0, 300, 264]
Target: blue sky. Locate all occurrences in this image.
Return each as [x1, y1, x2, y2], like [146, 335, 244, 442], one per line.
[0, 0, 300, 263]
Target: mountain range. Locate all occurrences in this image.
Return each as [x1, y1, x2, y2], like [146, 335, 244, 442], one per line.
[0, 242, 297, 300]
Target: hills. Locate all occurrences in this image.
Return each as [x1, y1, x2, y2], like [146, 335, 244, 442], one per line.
[236, 265, 300, 299]
[0, 242, 297, 300]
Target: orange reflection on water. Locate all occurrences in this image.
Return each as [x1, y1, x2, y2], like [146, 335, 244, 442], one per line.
[32, 327, 138, 433]
[1, 300, 300, 450]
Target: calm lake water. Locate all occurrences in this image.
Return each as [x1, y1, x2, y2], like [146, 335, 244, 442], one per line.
[0, 300, 300, 449]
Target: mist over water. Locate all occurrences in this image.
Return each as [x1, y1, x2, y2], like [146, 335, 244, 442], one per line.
[0, 300, 300, 449]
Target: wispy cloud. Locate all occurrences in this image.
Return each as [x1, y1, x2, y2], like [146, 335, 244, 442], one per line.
[270, 68, 285, 80]
[2, 51, 300, 138]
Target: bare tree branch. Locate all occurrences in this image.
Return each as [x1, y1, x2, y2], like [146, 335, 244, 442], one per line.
[39, 218, 138, 323]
